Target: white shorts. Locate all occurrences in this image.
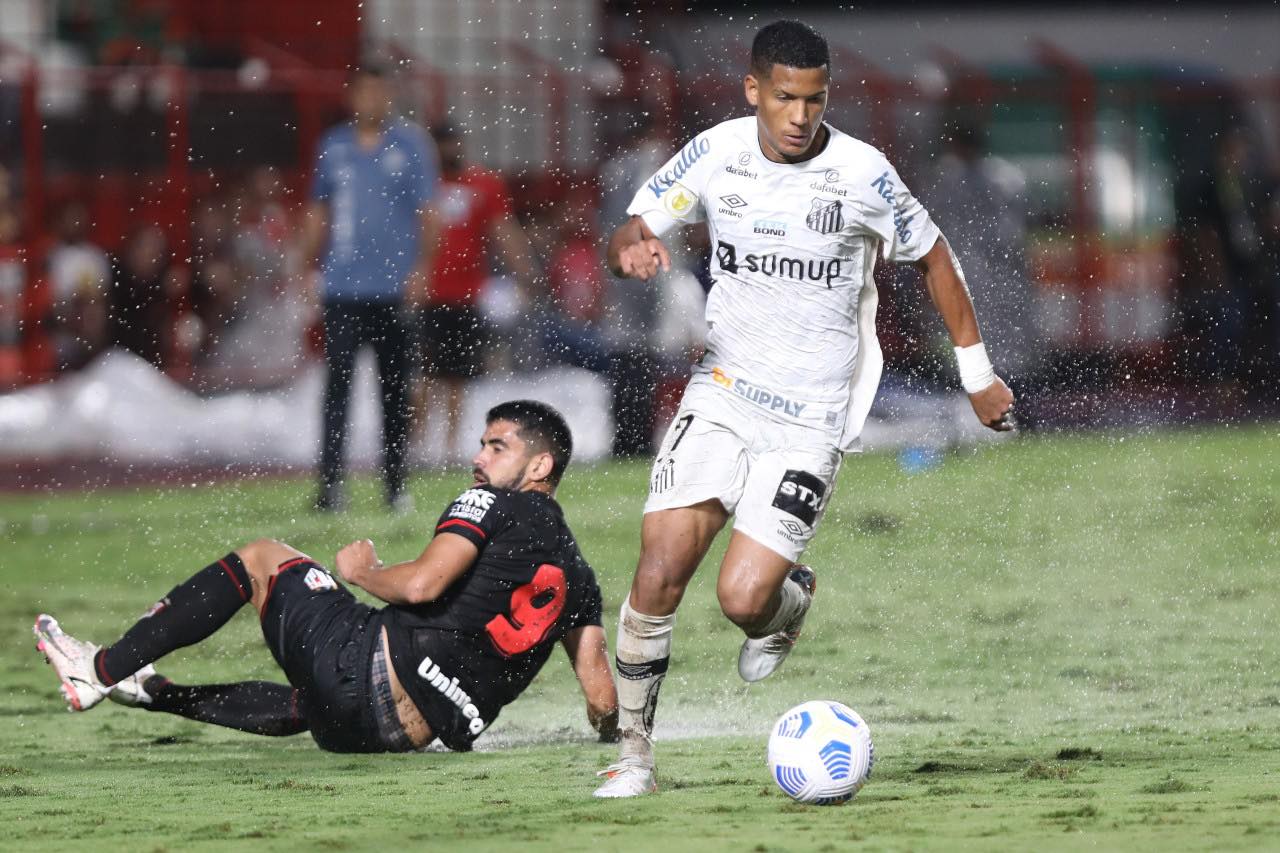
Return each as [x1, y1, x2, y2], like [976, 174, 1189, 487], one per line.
[645, 382, 842, 562]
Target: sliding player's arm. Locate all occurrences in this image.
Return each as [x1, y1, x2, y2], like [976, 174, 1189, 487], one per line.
[562, 624, 620, 742]
[335, 534, 476, 605]
[607, 215, 671, 281]
[914, 236, 1014, 431]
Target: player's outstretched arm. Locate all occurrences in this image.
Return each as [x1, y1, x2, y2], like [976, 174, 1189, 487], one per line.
[335, 534, 478, 606]
[606, 215, 671, 282]
[562, 625, 620, 742]
[914, 237, 1015, 432]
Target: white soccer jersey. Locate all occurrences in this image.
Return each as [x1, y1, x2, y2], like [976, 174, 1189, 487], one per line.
[627, 116, 941, 450]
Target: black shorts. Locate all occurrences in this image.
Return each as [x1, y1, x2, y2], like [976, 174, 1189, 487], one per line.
[260, 558, 393, 753]
[419, 304, 487, 378]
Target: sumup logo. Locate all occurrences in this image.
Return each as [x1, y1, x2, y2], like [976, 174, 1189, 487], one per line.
[716, 240, 843, 288]
[648, 137, 711, 199]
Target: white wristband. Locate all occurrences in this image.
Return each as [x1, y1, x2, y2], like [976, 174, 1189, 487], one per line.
[954, 342, 996, 394]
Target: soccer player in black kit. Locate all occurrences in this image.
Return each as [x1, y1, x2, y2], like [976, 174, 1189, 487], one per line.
[33, 400, 619, 752]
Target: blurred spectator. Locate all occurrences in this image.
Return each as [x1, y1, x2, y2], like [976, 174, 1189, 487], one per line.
[107, 223, 182, 369]
[540, 193, 608, 374]
[922, 118, 1041, 414]
[414, 123, 536, 458]
[301, 64, 437, 512]
[596, 116, 701, 455]
[0, 167, 23, 389]
[44, 200, 110, 371]
[190, 167, 311, 392]
[1176, 122, 1278, 396]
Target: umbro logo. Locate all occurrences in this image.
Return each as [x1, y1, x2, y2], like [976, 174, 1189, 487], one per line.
[720, 194, 747, 208]
[780, 518, 807, 538]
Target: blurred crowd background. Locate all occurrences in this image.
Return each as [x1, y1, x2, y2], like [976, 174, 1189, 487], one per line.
[0, 0, 1277, 470]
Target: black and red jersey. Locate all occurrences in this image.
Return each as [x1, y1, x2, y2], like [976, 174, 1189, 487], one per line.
[382, 485, 603, 749]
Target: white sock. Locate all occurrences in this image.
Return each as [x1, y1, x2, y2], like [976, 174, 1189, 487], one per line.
[614, 599, 674, 764]
[746, 573, 807, 639]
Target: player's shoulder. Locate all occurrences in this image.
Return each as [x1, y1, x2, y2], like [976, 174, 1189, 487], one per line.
[823, 125, 893, 175]
[440, 484, 508, 526]
[708, 115, 757, 140]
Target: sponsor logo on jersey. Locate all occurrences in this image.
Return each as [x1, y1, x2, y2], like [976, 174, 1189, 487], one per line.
[753, 218, 787, 237]
[663, 182, 698, 219]
[715, 240, 842, 288]
[303, 567, 338, 592]
[824, 169, 840, 183]
[448, 488, 495, 523]
[724, 164, 758, 180]
[772, 469, 828, 526]
[871, 171, 916, 242]
[806, 198, 844, 235]
[808, 180, 848, 197]
[717, 193, 748, 218]
[647, 136, 711, 199]
[710, 367, 808, 418]
[417, 654, 488, 735]
[739, 151, 753, 165]
[778, 518, 807, 541]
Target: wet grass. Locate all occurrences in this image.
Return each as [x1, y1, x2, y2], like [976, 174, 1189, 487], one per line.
[1, 425, 1278, 850]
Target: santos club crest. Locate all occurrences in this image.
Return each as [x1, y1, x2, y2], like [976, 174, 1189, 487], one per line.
[805, 198, 843, 235]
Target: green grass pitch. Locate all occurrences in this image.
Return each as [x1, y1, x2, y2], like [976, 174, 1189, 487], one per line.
[1, 426, 1278, 851]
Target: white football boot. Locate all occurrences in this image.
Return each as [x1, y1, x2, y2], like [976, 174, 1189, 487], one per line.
[737, 565, 816, 683]
[108, 664, 160, 707]
[593, 755, 658, 798]
[33, 614, 111, 711]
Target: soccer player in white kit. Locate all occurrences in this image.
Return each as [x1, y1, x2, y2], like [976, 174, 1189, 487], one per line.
[593, 20, 1015, 798]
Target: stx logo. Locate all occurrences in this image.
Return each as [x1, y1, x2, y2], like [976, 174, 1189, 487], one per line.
[647, 137, 711, 198]
[716, 240, 843, 288]
[772, 469, 828, 526]
[870, 171, 915, 243]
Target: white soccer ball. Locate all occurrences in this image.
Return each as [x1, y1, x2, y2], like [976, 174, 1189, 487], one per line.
[767, 700, 874, 805]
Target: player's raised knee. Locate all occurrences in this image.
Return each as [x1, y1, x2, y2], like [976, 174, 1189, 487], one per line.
[717, 588, 773, 629]
[235, 538, 304, 577]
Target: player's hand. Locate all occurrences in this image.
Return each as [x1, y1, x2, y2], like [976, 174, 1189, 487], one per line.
[617, 238, 671, 281]
[336, 539, 382, 583]
[968, 376, 1016, 432]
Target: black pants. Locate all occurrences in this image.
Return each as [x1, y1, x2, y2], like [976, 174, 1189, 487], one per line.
[607, 350, 659, 457]
[320, 301, 412, 499]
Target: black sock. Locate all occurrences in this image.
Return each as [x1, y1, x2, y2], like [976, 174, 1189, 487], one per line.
[144, 677, 307, 737]
[94, 553, 253, 686]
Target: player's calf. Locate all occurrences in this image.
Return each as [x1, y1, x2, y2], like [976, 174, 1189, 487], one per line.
[736, 564, 817, 683]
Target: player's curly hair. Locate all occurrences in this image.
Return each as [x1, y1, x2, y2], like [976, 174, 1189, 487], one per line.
[487, 400, 573, 486]
[751, 20, 830, 77]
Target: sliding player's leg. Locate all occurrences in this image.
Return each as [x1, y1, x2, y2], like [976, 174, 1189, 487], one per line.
[113, 674, 308, 737]
[34, 538, 304, 712]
